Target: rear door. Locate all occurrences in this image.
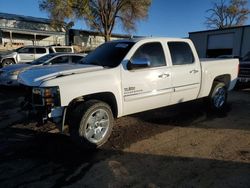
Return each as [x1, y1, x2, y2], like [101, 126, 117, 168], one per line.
[167, 41, 201, 104]
[35, 47, 48, 60]
[17, 47, 35, 63]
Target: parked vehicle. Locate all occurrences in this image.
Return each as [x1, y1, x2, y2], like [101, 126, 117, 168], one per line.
[238, 51, 250, 83]
[0, 53, 84, 86]
[18, 37, 239, 148]
[0, 45, 74, 67]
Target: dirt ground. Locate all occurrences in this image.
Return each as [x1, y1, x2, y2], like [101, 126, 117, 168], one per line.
[0, 86, 249, 188]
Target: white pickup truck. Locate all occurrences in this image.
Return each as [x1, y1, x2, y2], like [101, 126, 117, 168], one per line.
[18, 37, 239, 148]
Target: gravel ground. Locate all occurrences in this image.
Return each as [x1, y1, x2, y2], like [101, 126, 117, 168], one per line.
[0, 86, 249, 188]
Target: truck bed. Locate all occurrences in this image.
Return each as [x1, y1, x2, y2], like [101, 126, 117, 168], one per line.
[198, 58, 239, 98]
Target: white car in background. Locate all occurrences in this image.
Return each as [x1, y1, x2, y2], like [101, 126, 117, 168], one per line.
[0, 45, 74, 67]
[0, 53, 84, 86]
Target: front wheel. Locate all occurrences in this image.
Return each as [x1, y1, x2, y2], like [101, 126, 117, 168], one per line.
[208, 82, 227, 111]
[68, 100, 114, 148]
[2, 59, 14, 67]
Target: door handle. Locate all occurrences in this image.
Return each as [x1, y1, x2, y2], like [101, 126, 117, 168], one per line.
[189, 69, 199, 74]
[158, 73, 170, 78]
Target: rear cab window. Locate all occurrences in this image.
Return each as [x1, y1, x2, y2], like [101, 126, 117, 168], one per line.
[168, 42, 194, 65]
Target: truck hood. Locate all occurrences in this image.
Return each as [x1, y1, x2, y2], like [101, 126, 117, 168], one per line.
[18, 64, 104, 86]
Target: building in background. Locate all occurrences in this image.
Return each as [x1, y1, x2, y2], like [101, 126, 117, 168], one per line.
[189, 25, 250, 58]
[69, 29, 138, 52]
[0, 12, 66, 49]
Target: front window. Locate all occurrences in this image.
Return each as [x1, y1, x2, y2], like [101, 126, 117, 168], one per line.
[18, 47, 35, 54]
[79, 41, 135, 68]
[131, 42, 166, 68]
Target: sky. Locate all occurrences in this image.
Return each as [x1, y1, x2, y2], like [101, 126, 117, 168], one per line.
[0, 0, 250, 38]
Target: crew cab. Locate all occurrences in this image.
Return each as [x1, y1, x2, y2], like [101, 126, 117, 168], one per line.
[18, 38, 239, 148]
[0, 45, 74, 67]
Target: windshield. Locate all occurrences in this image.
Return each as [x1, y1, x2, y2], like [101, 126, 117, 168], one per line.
[30, 54, 58, 65]
[15, 47, 24, 52]
[79, 41, 135, 68]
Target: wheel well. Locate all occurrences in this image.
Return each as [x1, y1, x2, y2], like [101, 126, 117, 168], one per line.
[213, 74, 231, 88]
[67, 92, 118, 118]
[2, 58, 16, 63]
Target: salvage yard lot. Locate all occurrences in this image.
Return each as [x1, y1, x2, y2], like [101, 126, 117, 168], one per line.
[0, 87, 250, 187]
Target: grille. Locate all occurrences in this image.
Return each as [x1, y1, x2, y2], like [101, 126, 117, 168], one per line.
[239, 68, 250, 77]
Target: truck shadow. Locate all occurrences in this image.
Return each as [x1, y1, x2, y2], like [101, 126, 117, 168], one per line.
[0, 128, 249, 188]
[131, 90, 250, 131]
[132, 99, 232, 126]
[0, 88, 250, 187]
[0, 127, 119, 187]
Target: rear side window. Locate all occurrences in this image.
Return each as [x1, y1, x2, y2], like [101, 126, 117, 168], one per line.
[72, 56, 83, 63]
[50, 56, 70, 64]
[36, 48, 47, 54]
[132, 42, 166, 68]
[168, 42, 194, 65]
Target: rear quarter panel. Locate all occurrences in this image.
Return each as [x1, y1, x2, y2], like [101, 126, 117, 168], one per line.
[198, 58, 239, 98]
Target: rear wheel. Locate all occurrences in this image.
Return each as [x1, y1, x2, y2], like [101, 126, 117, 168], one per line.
[68, 100, 114, 148]
[208, 82, 227, 111]
[2, 59, 14, 67]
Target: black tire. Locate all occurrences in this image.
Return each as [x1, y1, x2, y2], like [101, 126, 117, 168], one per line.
[208, 82, 227, 111]
[68, 100, 114, 148]
[2, 59, 15, 67]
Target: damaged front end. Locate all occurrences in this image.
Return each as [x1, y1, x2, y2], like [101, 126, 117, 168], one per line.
[22, 85, 66, 132]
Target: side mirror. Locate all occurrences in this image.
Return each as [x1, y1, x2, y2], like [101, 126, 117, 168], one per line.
[127, 58, 151, 70]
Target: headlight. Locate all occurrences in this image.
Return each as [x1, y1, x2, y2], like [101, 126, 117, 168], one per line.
[32, 87, 61, 106]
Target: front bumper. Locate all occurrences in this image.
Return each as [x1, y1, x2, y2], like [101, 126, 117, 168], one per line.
[22, 86, 65, 126]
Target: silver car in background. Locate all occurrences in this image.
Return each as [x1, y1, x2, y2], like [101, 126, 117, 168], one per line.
[0, 53, 84, 86]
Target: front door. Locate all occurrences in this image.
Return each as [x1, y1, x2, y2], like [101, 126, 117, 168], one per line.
[121, 42, 173, 116]
[17, 47, 35, 63]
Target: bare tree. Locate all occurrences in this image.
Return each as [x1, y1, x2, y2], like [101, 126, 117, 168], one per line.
[39, 0, 151, 41]
[39, 0, 77, 31]
[205, 0, 250, 29]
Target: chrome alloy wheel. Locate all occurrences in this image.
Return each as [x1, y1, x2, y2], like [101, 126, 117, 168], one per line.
[80, 109, 110, 144]
[213, 87, 226, 108]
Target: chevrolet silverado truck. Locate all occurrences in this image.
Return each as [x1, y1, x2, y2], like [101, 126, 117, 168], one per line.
[18, 38, 239, 148]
